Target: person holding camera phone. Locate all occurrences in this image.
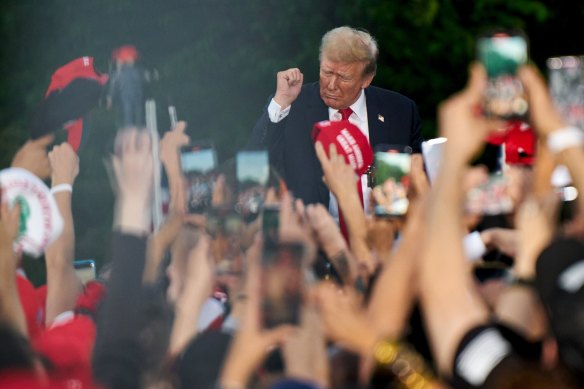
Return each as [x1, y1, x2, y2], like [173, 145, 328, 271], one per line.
[249, 26, 423, 213]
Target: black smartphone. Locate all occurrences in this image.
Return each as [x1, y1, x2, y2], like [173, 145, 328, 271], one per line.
[473, 264, 508, 283]
[477, 30, 529, 120]
[207, 207, 245, 276]
[262, 205, 280, 247]
[180, 142, 217, 214]
[260, 242, 304, 328]
[547, 56, 584, 130]
[235, 150, 269, 223]
[74, 259, 96, 284]
[372, 148, 411, 217]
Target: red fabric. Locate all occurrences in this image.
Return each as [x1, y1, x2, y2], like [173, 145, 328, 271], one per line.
[44, 57, 108, 152]
[0, 370, 100, 389]
[75, 280, 106, 315]
[486, 121, 536, 166]
[112, 45, 139, 62]
[32, 315, 96, 384]
[16, 274, 44, 340]
[45, 57, 108, 96]
[312, 119, 371, 243]
[312, 120, 373, 176]
[35, 284, 48, 315]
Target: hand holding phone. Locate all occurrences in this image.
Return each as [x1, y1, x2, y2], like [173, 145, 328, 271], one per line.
[180, 142, 217, 214]
[547, 56, 584, 130]
[477, 30, 529, 120]
[260, 242, 304, 328]
[74, 259, 96, 284]
[372, 147, 412, 217]
[235, 150, 269, 223]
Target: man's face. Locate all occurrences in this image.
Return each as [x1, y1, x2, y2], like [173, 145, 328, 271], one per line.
[319, 56, 374, 110]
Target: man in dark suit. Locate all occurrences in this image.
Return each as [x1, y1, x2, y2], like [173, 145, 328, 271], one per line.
[249, 26, 423, 209]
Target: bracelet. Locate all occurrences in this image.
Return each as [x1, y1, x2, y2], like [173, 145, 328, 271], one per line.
[50, 183, 73, 195]
[504, 272, 535, 288]
[547, 127, 584, 154]
[373, 339, 434, 389]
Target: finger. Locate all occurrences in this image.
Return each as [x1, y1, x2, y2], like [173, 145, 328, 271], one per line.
[174, 121, 187, 133]
[111, 155, 122, 183]
[137, 130, 152, 153]
[9, 202, 21, 225]
[314, 142, 329, 167]
[183, 213, 207, 227]
[517, 64, 548, 99]
[466, 62, 487, 98]
[328, 143, 338, 160]
[32, 134, 55, 148]
[294, 198, 306, 220]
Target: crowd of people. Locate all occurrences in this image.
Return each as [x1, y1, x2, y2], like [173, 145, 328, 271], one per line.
[1, 26, 584, 389]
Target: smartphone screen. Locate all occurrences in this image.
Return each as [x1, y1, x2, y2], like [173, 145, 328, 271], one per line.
[260, 242, 304, 328]
[372, 150, 411, 217]
[235, 150, 269, 222]
[547, 56, 584, 131]
[262, 205, 280, 247]
[207, 207, 245, 276]
[477, 31, 529, 120]
[74, 259, 96, 284]
[465, 173, 513, 215]
[181, 142, 217, 214]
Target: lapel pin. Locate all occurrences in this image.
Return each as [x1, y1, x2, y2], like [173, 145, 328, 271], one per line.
[378, 114, 385, 122]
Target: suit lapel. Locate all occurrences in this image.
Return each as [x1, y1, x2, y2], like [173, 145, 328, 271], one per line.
[307, 83, 330, 204]
[365, 87, 384, 149]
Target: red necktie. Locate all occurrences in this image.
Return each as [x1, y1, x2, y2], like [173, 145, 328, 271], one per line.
[335, 107, 363, 243]
[339, 107, 353, 121]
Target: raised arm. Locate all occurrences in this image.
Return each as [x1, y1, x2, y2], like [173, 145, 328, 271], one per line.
[418, 64, 501, 374]
[44, 142, 83, 326]
[0, 201, 27, 337]
[315, 141, 376, 275]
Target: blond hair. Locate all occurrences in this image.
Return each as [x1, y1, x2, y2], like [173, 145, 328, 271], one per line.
[319, 26, 378, 76]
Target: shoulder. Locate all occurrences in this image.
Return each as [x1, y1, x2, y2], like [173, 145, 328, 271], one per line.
[365, 85, 417, 108]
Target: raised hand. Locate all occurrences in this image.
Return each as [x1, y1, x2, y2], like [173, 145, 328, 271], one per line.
[48, 142, 79, 187]
[11, 134, 54, 179]
[518, 65, 565, 137]
[274, 68, 304, 109]
[159, 121, 190, 213]
[111, 129, 153, 235]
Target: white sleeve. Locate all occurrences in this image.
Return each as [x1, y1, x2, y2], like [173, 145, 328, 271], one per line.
[463, 231, 487, 262]
[267, 98, 291, 123]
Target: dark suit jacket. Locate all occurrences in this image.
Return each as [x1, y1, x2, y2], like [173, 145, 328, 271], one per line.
[248, 82, 423, 206]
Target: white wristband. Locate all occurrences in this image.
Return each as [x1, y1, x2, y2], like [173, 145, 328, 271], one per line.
[547, 127, 584, 154]
[50, 183, 73, 195]
[463, 231, 487, 262]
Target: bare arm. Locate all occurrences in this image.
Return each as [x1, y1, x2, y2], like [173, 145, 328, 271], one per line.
[44, 142, 83, 326]
[419, 64, 501, 374]
[315, 141, 376, 275]
[159, 121, 190, 214]
[168, 234, 213, 357]
[0, 202, 27, 337]
[367, 197, 427, 340]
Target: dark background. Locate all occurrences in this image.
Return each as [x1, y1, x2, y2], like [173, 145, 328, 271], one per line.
[1, 0, 582, 281]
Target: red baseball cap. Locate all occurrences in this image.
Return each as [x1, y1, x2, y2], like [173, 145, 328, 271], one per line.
[312, 120, 373, 176]
[30, 57, 108, 151]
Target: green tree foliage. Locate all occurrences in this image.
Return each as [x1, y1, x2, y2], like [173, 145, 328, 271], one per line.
[1, 0, 582, 278]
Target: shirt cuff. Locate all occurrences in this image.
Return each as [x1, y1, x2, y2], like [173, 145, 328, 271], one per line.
[268, 98, 291, 123]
